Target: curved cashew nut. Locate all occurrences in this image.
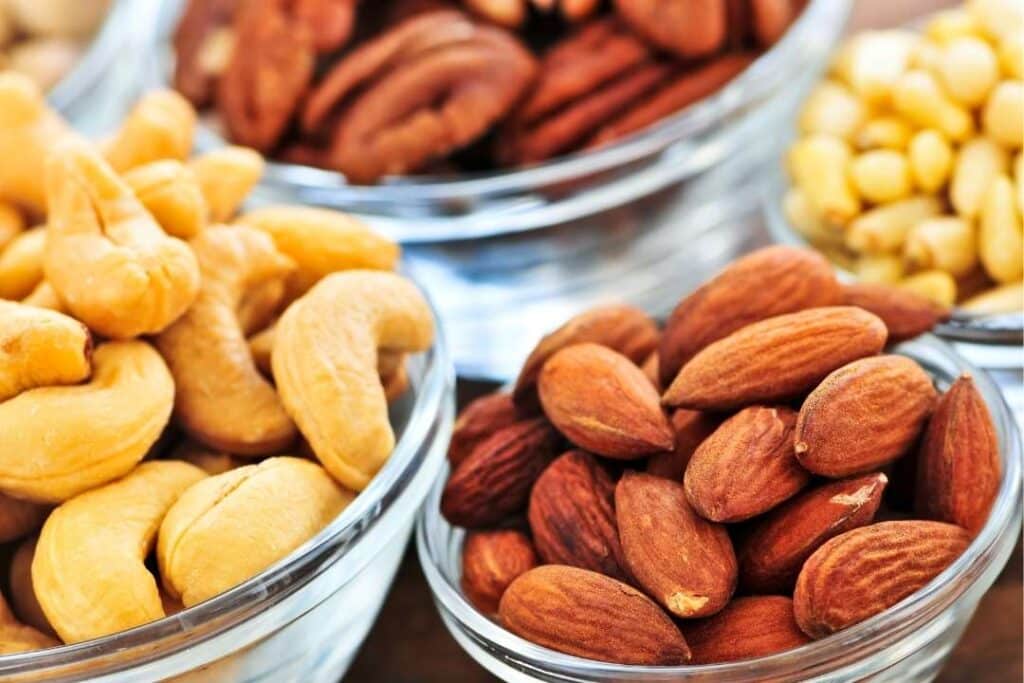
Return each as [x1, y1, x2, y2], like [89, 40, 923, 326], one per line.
[0, 226, 45, 300]
[272, 271, 435, 490]
[0, 590, 57, 654]
[170, 439, 245, 475]
[123, 160, 208, 239]
[0, 341, 175, 502]
[156, 225, 297, 455]
[33, 460, 206, 643]
[0, 300, 91, 402]
[190, 147, 265, 222]
[43, 141, 201, 339]
[9, 536, 56, 638]
[0, 494, 48, 544]
[158, 457, 352, 607]
[21, 281, 66, 312]
[101, 90, 197, 173]
[0, 200, 26, 252]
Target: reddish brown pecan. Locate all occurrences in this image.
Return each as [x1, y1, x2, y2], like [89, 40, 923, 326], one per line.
[173, 0, 240, 107]
[613, 0, 728, 59]
[293, 0, 361, 53]
[299, 10, 537, 183]
[749, 0, 799, 48]
[463, 0, 600, 28]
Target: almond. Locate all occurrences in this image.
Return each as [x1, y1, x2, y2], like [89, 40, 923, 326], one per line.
[681, 596, 811, 664]
[684, 406, 809, 522]
[646, 409, 721, 480]
[659, 246, 841, 387]
[640, 350, 660, 391]
[461, 529, 538, 614]
[615, 471, 736, 618]
[915, 375, 1001, 535]
[841, 281, 950, 343]
[538, 343, 675, 459]
[448, 393, 522, 467]
[441, 418, 563, 528]
[498, 565, 691, 665]
[663, 307, 887, 411]
[793, 520, 970, 639]
[795, 355, 937, 478]
[514, 305, 659, 410]
[739, 473, 888, 593]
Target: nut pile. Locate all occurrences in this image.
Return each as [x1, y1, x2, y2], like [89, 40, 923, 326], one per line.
[0, 72, 433, 650]
[785, 0, 1023, 314]
[0, 0, 110, 91]
[172, 0, 806, 183]
[441, 245, 1001, 666]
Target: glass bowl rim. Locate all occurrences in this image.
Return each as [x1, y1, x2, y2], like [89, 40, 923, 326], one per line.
[416, 334, 1023, 678]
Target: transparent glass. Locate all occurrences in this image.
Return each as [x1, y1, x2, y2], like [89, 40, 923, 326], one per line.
[418, 336, 1022, 683]
[0, 294, 456, 682]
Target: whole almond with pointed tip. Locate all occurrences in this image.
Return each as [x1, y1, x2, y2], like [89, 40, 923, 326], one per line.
[659, 246, 841, 387]
[739, 473, 888, 593]
[528, 450, 629, 582]
[682, 596, 811, 664]
[448, 393, 521, 468]
[461, 529, 538, 614]
[663, 307, 887, 411]
[795, 356, 936, 478]
[441, 418, 563, 528]
[915, 375, 1001, 535]
[646, 409, 721, 480]
[499, 565, 691, 665]
[539, 343, 674, 459]
[514, 305, 659, 409]
[793, 521, 970, 639]
[616, 471, 736, 618]
[685, 406, 809, 523]
[841, 282, 950, 343]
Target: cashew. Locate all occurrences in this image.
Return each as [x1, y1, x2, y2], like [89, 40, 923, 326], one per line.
[961, 281, 1024, 313]
[0, 300, 91, 402]
[170, 439, 245, 476]
[0, 200, 25, 252]
[0, 341, 174, 502]
[155, 226, 297, 455]
[44, 141, 201, 339]
[101, 90, 197, 173]
[0, 72, 76, 214]
[9, 536, 56, 638]
[272, 271, 434, 490]
[20, 280, 65, 312]
[189, 147, 264, 222]
[158, 457, 352, 607]
[0, 494, 48, 543]
[123, 160, 208, 239]
[33, 460, 206, 643]
[0, 589, 58, 654]
[237, 206, 400, 300]
[0, 226, 45, 300]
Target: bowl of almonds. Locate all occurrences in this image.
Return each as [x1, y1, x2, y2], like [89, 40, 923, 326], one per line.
[417, 245, 1021, 681]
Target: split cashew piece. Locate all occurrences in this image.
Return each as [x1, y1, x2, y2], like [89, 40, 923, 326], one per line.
[272, 271, 435, 490]
[101, 90, 197, 173]
[0, 590, 57, 654]
[33, 460, 206, 643]
[156, 225, 297, 455]
[123, 160, 208, 239]
[190, 147, 265, 222]
[158, 457, 353, 607]
[0, 341, 175, 503]
[44, 140, 201, 339]
[0, 300, 91, 402]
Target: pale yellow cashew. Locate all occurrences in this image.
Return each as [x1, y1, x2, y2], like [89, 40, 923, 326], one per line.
[272, 271, 435, 490]
[9, 536, 56, 638]
[0, 590, 58, 654]
[33, 460, 206, 643]
[0, 300, 91, 402]
[170, 439, 245, 476]
[101, 90, 197, 173]
[0, 341, 175, 503]
[20, 281, 66, 312]
[0, 226, 45, 300]
[44, 141, 201, 339]
[123, 160, 208, 239]
[189, 147, 264, 222]
[155, 226, 297, 455]
[158, 457, 352, 607]
[0, 200, 26, 252]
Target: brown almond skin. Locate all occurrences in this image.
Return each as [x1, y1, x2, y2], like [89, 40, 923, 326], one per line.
[514, 305, 659, 410]
[499, 565, 691, 665]
[841, 282, 951, 343]
[682, 596, 811, 664]
[616, 471, 737, 618]
[528, 450, 629, 582]
[685, 406, 810, 522]
[448, 393, 522, 468]
[739, 473, 888, 593]
[539, 343, 675, 459]
[915, 375, 1001, 535]
[646, 409, 722, 480]
[659, 246, 841, 387]
[795, 355, 937, 478]
[441, 418, 563, 528]
[664, 307, 888, 412]
[461, 529, 539, 614]
[793, 520, 970, 639]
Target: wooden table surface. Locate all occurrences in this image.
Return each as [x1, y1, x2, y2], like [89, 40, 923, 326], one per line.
[349, 1, 1023, 680]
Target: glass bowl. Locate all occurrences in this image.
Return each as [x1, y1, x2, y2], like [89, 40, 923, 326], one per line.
[0, 289, 456, 682]
[417, 335, 1022, 682]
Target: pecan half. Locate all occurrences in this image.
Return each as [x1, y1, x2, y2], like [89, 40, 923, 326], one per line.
[299, 10, 537, 183]
[463, 0, 600, 28]
[293, 0, 361, 53]
[173, 0, 240, 107]
[613, 0, 728, 59]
